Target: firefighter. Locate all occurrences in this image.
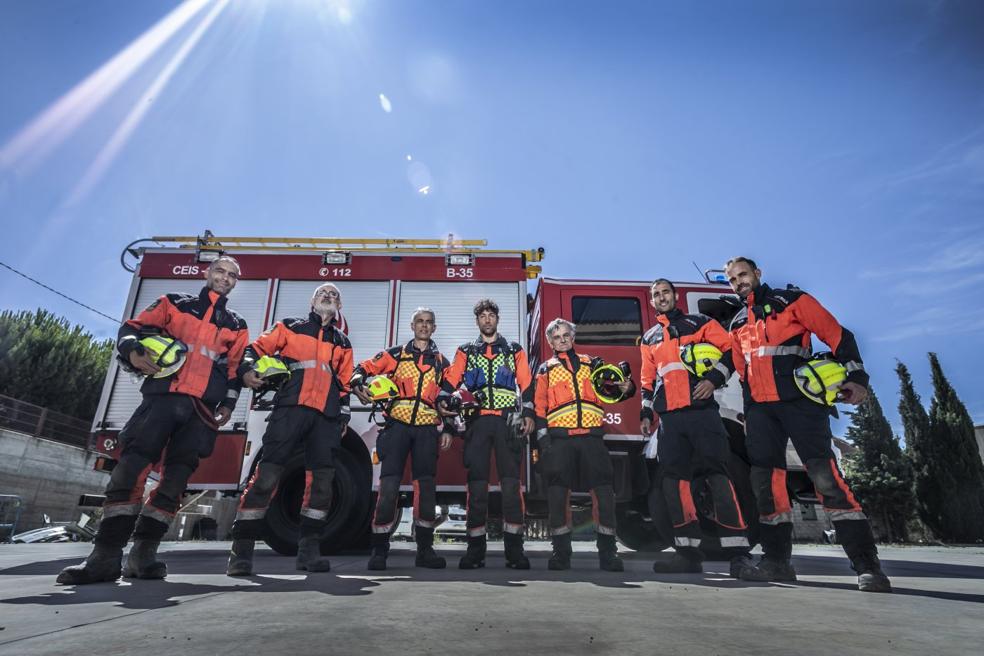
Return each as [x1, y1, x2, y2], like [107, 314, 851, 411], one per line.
[534, 318, 634, 571]
[351, 308, 455, 570]
[57, 256, 249, 585]
[440, 299, 535, 570]
[226, 283, 353, 576]
[724, 256, 891, 593]
[640, 279, 750, 574]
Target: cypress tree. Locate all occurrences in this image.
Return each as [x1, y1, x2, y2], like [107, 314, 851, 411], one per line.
[926, 353, 984, 541]
[896, 360, 942, 539]
[842, 390, 914, 542]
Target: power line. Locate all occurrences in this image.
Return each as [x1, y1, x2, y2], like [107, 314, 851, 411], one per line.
[0, 260, 119, 323]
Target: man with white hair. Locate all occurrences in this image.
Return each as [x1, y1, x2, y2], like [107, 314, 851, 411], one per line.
[226, 282, 353, 575]
[533, 317, 634, 571]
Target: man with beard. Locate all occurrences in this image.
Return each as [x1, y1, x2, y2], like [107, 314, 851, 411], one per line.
[640, 279, 750, 575]
[724, 256, 891, 592]
[226, 283, 353, 575]
[441, 299, 535, 570]
[58, 256, 249, 584]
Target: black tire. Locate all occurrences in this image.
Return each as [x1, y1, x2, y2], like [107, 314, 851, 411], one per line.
[615, 503, 672, 552]
[262, 447, 371, 556]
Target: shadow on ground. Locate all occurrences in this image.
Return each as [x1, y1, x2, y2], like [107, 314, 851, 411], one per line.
[1, 547, 982, 611]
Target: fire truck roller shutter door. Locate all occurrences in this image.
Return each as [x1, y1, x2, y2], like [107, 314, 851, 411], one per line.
[397, 282, 525, 349]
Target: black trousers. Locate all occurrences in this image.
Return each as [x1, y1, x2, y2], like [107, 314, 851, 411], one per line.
[97, 394, 215, 548]
[656, 407, 748, 553]
[371, 422, 440, 536]
[232, 405, 342, 539]
[745, 398, 875, 561]
[462, 415, 525, 536]
[542, 434, 615, 536]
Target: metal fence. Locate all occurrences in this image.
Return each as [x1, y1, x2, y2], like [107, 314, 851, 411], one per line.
[0, 394, 91, 449]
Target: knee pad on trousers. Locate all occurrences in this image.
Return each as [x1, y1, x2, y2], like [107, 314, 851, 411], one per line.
[750, 465, 791, 519]
[547, 486, 571, 531]
[805, 458, 860, 512]
[147, 463, 196, 513]
[592, 484, 616, 533]
[104, 454, 153, 504]
[706, 473, 746, 530]
[252, 463, 284, 497]
[467, 480, 489, 523]
[499, 477, 524, 526]
[415, 476, 437, 522]
[373, 476, 401, 527]
[304, 468, 335, 513]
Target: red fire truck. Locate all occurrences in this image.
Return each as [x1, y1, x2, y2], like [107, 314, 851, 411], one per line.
[90, 233, 814, 555]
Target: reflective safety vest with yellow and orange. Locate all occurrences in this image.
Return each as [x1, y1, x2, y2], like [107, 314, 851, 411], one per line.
[533, 349, 605, 437]
[354, 340, 450, 426]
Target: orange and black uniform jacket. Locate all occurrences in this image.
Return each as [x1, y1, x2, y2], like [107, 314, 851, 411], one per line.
[730, 283, 868, 404]
[441, 335, 536, 419]
[238, 312, 353, 418]
[534, 349, 610, 438]
[117, 287, 248, 410]
[640, 309, 735, 420]
[352, 340, 451, 427]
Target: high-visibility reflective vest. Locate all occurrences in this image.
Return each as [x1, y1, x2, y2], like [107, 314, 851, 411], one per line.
[534, 350, 604, 434]
[356, 340, 449, 426]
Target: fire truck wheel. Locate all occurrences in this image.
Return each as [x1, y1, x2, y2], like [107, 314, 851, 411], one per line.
[615, 504, 672, 552]
[262, 448, 371, 556]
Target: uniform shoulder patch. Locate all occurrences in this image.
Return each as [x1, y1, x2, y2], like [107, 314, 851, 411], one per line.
[642, 324, 663, 345]
[770, 287, 804, 307]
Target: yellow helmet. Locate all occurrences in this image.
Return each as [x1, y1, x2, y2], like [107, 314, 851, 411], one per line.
[591, 363, 628, 405]
[252, 356, 290, 391]
[138, 335, 188, 379]
[679, 343, 723, 377]
[794, 357, 847, 405]
[367, 376, 400, 401]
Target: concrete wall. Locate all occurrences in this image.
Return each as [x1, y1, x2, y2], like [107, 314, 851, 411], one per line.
[0, 428, 109, 533]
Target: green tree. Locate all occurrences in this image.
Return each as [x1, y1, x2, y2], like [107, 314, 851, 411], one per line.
[0, 309, 114, 420]
[926, 353, 984, 541]
[842, 390, 914, 542]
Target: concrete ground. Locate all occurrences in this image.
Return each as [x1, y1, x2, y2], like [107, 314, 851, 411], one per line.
[0, 542, 981, 656]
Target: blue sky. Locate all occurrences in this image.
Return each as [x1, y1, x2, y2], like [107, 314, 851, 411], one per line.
[2, 0, 983, 432]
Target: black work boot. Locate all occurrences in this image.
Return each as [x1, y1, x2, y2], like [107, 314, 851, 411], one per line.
[729, 552, 756, 579]
[739, 557, 797, 582]
[503, 533, 531, 570]
[458, 535, 487, 569]
[652, 550, 703, 574]
[597, 533, 624, 572]
[296, 536, 332, 572]
[56, 543, 123, 585]
[226, 539, 256, 576]
[123, 539, 167, 579]
[415, 527, 447, 569]
[851, 552, 892, 593]
[548, 533, 573, 570]
[367, 536, 390, 571]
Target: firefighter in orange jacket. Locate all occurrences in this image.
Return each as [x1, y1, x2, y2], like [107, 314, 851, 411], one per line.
[351, 307, 455, 570]
[58, 256, 249, 585]
[226, 283, 353, 576]
[441, 298, 535, 570]
[725, 256, 891, 592]
[534, 317, 634, 571]
[640, 278, 750, 574]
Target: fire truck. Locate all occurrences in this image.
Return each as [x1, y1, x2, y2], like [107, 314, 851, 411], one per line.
[90, 233, 815, 555]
